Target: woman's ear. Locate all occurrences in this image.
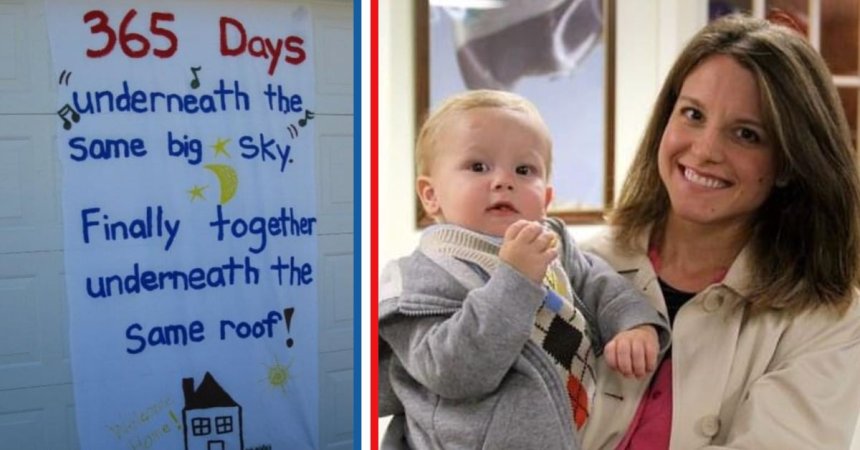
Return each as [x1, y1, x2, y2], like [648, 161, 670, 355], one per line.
[416, 176, 440, 217]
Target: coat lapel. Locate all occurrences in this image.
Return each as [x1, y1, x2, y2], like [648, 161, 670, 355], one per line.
[582, 229, 754, 449]
[670, 290, 743, 447]
[580, 231, 662, 448]
[669, 247, 752, 448]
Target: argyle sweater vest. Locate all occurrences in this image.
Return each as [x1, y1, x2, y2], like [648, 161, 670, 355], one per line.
[420, 225, 596, 429]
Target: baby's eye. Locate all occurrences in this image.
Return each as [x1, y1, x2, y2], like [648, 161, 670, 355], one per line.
[680, 107, 703, 122]
[469, 162, 488, 172]
[516, 165, 534, 176]
[735, 127, 761, 144]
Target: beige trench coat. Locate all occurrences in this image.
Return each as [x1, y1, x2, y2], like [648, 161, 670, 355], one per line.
[581, 229, 860, 449]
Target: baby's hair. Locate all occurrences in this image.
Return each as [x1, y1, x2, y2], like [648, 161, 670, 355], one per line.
[415, 89, 552, 177]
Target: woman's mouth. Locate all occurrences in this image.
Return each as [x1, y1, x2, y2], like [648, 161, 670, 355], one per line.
[682, 165, 729, 189]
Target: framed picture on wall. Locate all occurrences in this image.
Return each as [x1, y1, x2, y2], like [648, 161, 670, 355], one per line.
[415, 0, 616, 225]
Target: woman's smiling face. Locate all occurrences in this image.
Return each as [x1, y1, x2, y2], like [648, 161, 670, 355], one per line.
[658, 54, 777, 228]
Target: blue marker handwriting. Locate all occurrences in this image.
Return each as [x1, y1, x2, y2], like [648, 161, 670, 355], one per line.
[84, 253, 313, 299]
[239, 133, 292, 172]
[72, 79, 250, 115]
[85, 255, 260, 299]
[262, 83, 303, 114]
[81, 206, 179, 251]
[209, 204, 316, 253]
[125, 309, 288, 354]
[68, 136, 147, 162]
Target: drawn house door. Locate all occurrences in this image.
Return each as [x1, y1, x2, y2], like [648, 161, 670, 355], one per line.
[0, 1, 354, 449]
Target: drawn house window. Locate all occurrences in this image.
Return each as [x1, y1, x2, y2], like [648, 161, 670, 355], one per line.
[215, 416, 234, 434]
[182, 372, 244, 450]
[192, 417, 212, 436]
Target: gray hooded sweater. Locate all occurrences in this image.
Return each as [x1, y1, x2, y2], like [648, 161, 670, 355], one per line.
[379, 221, 669, 449]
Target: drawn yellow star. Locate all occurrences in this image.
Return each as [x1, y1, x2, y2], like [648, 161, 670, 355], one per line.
[188, 184, 207, 201]
[211, 138, 231, 157]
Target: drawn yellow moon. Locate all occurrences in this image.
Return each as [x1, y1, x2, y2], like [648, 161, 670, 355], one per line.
[204, 164, 238, 204]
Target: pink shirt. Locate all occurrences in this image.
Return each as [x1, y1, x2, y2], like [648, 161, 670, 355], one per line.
[615, 356, 673, 449]
[617, 245, 724, 449]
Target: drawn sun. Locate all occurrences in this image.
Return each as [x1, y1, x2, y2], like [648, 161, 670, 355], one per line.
[262, 356, 294, 393]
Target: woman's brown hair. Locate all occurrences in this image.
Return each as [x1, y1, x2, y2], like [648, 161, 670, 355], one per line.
[611, 14, 860, 315]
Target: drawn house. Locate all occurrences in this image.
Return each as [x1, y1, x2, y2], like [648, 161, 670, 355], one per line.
[182, 372, 244, 450]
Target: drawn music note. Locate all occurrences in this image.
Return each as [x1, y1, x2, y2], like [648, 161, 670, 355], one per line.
[298, 110, 315, 127]
[57, 104, 80, 130]
[189, 66, 202, 89]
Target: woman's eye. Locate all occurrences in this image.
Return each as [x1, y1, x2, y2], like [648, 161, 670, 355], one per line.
[469, 162, 488, 172]
[681, 107, 703, 121]
[736, 127, 760, 143]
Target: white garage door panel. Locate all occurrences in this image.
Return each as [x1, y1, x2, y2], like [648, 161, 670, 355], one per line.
[316, 115, 353, 236]
[0, 116, 62, 253]
[317, 233, 352, 353]
[312, 4, 354, 446]
[0, 251, 69, 390]
[318, 349, 352, 450]
[0, 0, 54, 114]
[0, 384, 77, 450]
[313, 5, 353, 115]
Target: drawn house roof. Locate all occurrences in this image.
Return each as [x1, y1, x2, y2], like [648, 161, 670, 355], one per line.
[182, 372, 240, 409]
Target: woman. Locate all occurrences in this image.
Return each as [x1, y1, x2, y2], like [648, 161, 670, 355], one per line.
[582, 14, 860, 449]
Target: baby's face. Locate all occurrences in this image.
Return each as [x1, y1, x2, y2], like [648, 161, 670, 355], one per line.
[417, 107, 553, 237]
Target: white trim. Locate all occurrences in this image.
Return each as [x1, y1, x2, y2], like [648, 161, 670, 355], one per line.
[808, 0, 821, 50]
[834, 76, 860, 88]
[752, 0, 765, 19]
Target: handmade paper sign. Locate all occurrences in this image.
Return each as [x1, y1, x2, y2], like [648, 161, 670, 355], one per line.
[45, 1, 319, 449]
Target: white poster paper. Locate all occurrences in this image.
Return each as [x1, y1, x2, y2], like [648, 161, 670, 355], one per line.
[45, 2, 319, 449]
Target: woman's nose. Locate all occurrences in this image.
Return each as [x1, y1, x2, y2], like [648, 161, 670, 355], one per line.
[690, 127, 725, 163]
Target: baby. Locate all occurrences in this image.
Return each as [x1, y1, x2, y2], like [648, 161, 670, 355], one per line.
[378, 90, 669, 449]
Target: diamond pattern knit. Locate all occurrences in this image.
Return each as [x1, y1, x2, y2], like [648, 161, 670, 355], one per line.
[420, 225, 596, 430]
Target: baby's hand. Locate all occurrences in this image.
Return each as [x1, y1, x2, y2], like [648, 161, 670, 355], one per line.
[604, 325, 659, 379]
[498, 220, 558, 284]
